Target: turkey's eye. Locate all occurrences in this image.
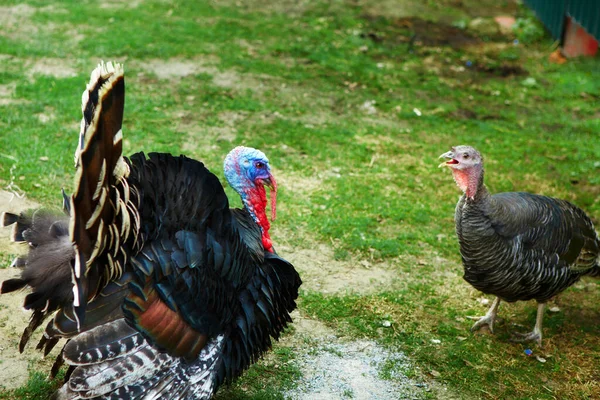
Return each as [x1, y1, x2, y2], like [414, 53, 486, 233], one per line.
[255, 161, 265, 169]
[463, 153, 469, 159]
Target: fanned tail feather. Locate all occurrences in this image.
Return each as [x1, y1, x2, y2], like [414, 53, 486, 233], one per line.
[69, 61, 142, 328]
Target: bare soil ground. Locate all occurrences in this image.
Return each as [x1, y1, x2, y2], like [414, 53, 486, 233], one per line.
[281, 315, 426, 400]
[0, 191, 60, 390]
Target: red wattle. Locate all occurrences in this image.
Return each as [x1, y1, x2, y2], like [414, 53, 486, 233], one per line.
[270, 178, 277, 222]
[246, 184, 274, 252]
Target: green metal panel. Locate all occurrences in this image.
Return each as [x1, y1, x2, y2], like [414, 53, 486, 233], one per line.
[524, 0, 566, 41]
[566, 0, 600, 41]
[524, 0, 600, 42]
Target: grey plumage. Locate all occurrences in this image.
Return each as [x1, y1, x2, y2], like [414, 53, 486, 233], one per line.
[441, 145, 600, 344]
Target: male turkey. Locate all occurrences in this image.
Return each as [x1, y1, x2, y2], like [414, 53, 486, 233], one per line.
[439, 145, 599, 345]
[0, 62, 301, 399]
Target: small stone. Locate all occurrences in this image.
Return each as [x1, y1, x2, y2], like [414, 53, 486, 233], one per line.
[548, 306, 560, 313]
[360, 100, 377, 115]
[494, 16, 516, 34]
[39, 156, 49, 161]
[430, 370, 441, 378]
[413, 108, 422, 116]
[382, 320, 392, 327]
[468, 17, 500, 36]
[521, 77, 537, 87]
[478, 298, 490, 305]
[430, 339, 441, 344]
[536, 356, 546, 363]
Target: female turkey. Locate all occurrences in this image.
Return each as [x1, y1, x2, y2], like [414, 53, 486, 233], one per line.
[0, 62, 301, 399]
[439, 145, 599, 345]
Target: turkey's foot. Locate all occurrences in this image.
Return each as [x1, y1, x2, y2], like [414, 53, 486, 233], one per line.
[510, 329, 542, 346]
[510, 303, 545, 346]
[469, 297, 500, 334]
[469, 314, 496, 333]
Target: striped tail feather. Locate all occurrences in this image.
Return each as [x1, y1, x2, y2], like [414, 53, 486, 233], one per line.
[69, 61, 142, 328]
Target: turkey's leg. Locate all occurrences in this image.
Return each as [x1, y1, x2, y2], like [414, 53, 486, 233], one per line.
[511, 302, 544, 346]
[469, 297, 500, 333]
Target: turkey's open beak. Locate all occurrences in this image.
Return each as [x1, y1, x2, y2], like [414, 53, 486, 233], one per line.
[262, 175, 277, 221]
[438, 150, 458, 168]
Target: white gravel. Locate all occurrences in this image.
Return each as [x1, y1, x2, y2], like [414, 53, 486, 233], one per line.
[284, 336, 428, 400]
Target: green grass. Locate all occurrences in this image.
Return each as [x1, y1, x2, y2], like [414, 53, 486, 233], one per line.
[0, 371, 62, 400]
[1, 0, 600, 399]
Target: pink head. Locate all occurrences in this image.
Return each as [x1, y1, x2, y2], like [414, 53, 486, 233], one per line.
[224, 146, 277, 252]
[439, 145, 484, 199]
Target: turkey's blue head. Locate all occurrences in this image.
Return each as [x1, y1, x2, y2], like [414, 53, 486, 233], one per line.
[439, 145, 484, 199]
[224, 146, 277, 252]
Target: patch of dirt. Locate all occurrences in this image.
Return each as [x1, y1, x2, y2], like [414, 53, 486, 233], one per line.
[211, 0, 342, 17]
[281, 315, 427, 400]
[0, 83, 22, 106]
[0, 84, 15, 98]
[277, 242, 398, 294]
[0, 191, 59, 390]
[26, 58, 78, 80]
[0, 268, 62, 390]
[360, 0, 518, 21]
[275, 170, 324, 198]
[139, 58, 219, 80]
[36, 107, 56, 124]
[217, 110, 249, 126]
[211, 69, 273, 92]
[0, 4, 39, 43]
[360, 0, 468, 23]
[402, 17, 481, 48]
[0, 4, 76, 45]
[474, 62, 527, 77]
[99, 0, 144, 9]
[137, 57, 273, 93]
[0, 4, 36, 31]
[180, 121, 238, 155]
[286, 111, 336, 128]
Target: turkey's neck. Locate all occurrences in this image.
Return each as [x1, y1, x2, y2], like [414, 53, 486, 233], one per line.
[452, 166, 485, 200]
[242, 186, 274, 253]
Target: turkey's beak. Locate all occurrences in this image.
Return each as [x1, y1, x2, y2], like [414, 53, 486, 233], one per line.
[438, 150, 458, 168]
[262, 175, 277, 221]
